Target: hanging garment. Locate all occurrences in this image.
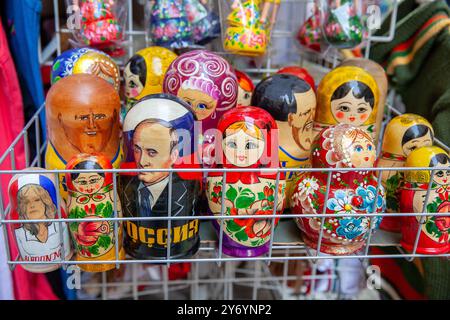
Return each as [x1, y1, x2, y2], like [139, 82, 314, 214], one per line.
[4, 0, 46, 138]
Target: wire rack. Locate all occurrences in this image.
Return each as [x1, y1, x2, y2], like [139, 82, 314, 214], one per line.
[2, 0, 449, 300]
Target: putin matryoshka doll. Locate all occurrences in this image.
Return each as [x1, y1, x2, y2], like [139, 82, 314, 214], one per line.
[123, 46, 178, 112]
[315, 66, 379, 140]
[7, 171, 73, 273]
[339, 58, 388, 145]
[206, 106, 286, 257]
[66, 153, 125, 272]
[120, 94, 201, 259]
[51, 48, 120, 91]
[163, 50, 238, 164]
[235, 69, 255, 107]
[291, 124, 385, 255]
[251, 74, 316, 204]
[377, 114, 434, 232]
[45, 74, 123, 200]
[277, 66, 316, 92]
[400, 146, 449, 254]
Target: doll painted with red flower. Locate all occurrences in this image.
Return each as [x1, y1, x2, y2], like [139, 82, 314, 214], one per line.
[66, 153, 125, 272]
[400, 146, 449, 254]
[206, 106, 286, 257]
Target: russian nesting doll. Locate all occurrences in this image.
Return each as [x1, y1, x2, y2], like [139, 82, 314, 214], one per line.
[297, 4, 322, 52]
[148, 0, 193, 49]
[322, 0, 363, 49]
[206, 106, 286, 257]
[315, 66, 379, 140]
[66, 153, 126, 272]
[223, 0, 267, 56]
[400, 146, 449, 254]
[45, 74, 123, 200]
[184, 0, 220, 44]
[51, 48, 120, 91]
[251, 74, 316, 204]
[377, 114, 434, 232]
[291, 124, 385, 255]
[163, 50, 238, 165]
[235, 69, 254, 107]
[7, 171, 72, 273]
[277, 66, 316, 92]
[120, 94, 201, 260]
[339, 58, 388, 145]
[123, 46, 178, 114]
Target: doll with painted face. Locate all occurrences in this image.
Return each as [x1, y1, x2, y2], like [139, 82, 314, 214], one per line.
[291, 124, 385, 255]
[400, 146, 449, 254]
[206, 106, 286, 257]
[235, 69, 255, 107]
[251, 74, 316, 203]
[66, 153, 125, 272]
[315, 66, 379, 140]
[123, 46, 178, 113]
[51, 48, 120, 91]
[45, 74, 123, 200]
[120, 94, 201, 260]
[8, 172, 73, 273]
[163, 50, 238, 164]
[376, 114, 434, 232]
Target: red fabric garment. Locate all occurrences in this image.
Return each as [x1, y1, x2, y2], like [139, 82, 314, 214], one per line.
[0, 20, 58, 300]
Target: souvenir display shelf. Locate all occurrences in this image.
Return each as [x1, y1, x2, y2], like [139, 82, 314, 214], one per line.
[2, 0, 448, 300]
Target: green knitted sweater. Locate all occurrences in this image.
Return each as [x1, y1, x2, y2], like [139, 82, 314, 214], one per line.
[370, 0, 450, 146]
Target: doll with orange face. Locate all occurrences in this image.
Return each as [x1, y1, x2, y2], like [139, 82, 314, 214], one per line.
[291, 124, 385, 255]
[315, 66, 379, 140]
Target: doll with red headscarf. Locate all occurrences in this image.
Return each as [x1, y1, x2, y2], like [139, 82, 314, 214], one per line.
[66, 153, 125, 272]
[291, 124, 385, 255]
[206, 106, 286, 257]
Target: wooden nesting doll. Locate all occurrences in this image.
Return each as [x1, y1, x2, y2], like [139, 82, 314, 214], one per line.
[251, 74, 316, 204]
[400, 146, 449, 254]
[51, 48, 120, 91]
[235, 69, 255, 107]
[339, 58, 388, 145]
[315, 66, 379, 140]
[224, 0, 267, 56]
[377, 114, 434, 232]
[277, 66, 316, 92]
[7, 171, 73, 273]
[66, 154, 125, 272]
[45, 74, 123, 201]
[120, 94, 201, 260]
[123, 46, 178, 112]
[163, 50, 238, 164]
[206, 106, 286, 257]
[291, 124, 385, 255]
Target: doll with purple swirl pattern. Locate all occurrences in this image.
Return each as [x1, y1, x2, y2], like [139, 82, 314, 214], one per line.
[163, 50, 238, 164]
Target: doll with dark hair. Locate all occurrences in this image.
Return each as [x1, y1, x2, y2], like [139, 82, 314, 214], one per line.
[252, 74, 317, 204]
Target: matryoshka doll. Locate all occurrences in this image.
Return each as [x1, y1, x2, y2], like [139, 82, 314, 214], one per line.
[235, 69, 254, 107]
[148, 0, 193, 49]
[291, 124, 385, 255]
[163, 50, 238, 164]
[315, 66, 379, 140]
[377, 114, 434, 232]
[66, 154, 126, 272]
[123, 46, 178, 112]
[7, 171, 73, 273]
[251, 74, 316, 204]
[45, 74, 123, 200]
[51, 48, 120, 91]
[339, 58, 388, 146]
[120, 94, 201, 259]
[400, 146, 449, 254]
[206, 106, 286, 257]
[277, 66, 316, 92]
[223, 0, 267, 56]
